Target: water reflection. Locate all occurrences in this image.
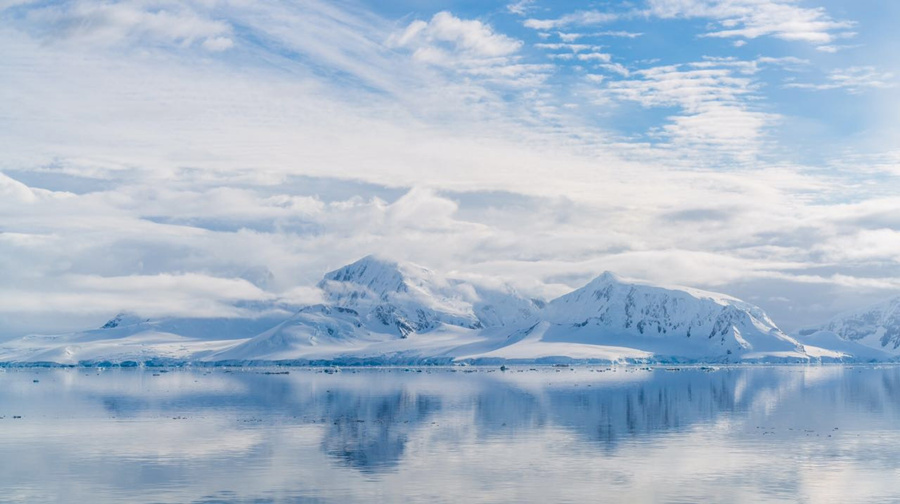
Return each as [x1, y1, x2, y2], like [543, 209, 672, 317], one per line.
[2, 366, 900, 502]
[320, 389, 441, 472]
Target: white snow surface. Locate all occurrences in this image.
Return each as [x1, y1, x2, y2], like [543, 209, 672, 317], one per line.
[1, 256, 894, 364]
[796, 330, 889, 361]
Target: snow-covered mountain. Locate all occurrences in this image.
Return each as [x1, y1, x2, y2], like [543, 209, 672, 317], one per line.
[317, 256, 483, 337]
[320, 255, 545, 335]
[212, 256, 541, 362]
[0, 256, 888, 365]
[542, 272, 803, 356]
[797, 296, 900, 358]
[463, 272, 809, 363]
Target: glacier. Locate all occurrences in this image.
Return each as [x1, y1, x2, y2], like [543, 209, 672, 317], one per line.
[0, 255, 893, 365]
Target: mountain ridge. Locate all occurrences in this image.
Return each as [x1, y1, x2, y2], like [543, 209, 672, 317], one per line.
[0, 257, 893, 364]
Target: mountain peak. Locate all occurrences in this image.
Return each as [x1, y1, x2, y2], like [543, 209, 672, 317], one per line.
[325, 254, 399, 277]
[592, 271, 623, 284]
[100, 312, 147, 329]
[348, 254, 399, 270]
[319, 255, 433, 296]
[316, 255, 482, 336]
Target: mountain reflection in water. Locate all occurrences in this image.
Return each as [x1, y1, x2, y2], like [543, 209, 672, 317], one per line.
[2, 366, 900, 503]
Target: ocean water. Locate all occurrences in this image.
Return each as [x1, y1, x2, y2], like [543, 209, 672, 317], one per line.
[1, 365, 899, 503]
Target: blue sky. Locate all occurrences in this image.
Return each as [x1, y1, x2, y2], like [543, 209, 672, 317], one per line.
[359, 0, 899, 165]
[0, 0, 898, 336]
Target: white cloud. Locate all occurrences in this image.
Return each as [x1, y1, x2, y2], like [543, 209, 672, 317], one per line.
[22, 0, 233, 49]
[0, 171, 38, 202]
[387, 11, 553, 90]
[525, 1, 851, 45]
[534, 43, 596, 52]
[785, 66, 896, 94]
[646, 0, 854, 45]
[817, 45, 838, 53]
[577, 52, 612, 63]
[597, 62, 631, 76]
[506, 0, 536, 16]
[593, 30, 643, 38]
[390, 11, 522, 59]
[822, 229, 900, 263]
[599, 59, 781, 156]
[557, 32, 583, 42]
[524, 10, 619, 30]
[202, 36, 234, 52]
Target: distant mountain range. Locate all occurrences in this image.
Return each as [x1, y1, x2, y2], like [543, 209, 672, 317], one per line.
[2, 255, 897, 365]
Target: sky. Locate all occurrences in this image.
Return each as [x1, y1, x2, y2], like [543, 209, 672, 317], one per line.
[1, 0, 899, 337]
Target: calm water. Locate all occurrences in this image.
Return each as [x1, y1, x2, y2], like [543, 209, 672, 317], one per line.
[2, 366, 900, 503]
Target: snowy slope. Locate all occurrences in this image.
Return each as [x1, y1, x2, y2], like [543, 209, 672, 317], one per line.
[0, 310, 292, 364]
[470, 284, 540, 328]
[211, 305, 391, 361]
[795, 330, 890, 361]
[798, 296, 900, 356]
